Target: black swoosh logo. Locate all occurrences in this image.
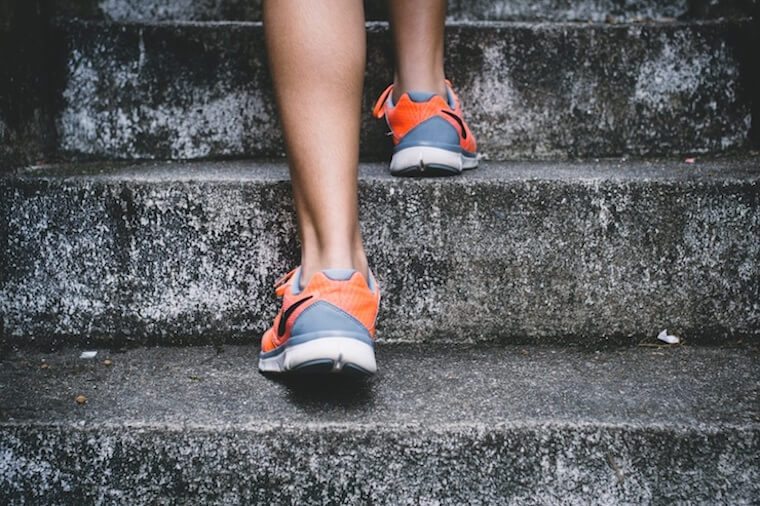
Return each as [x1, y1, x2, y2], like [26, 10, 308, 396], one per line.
[277, 296, 313, 337]
[441, 110, 467, 140]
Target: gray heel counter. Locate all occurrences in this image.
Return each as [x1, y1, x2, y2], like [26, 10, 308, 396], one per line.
[291, 301, 370, 336]
[397, 116, 460, 149]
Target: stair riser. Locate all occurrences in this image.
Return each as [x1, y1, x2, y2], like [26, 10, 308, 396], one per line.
[55, 0, 757, 22]
[52, 21, 753, 161]
[1, 425, 757, 504]
[2, 167, 758, 345]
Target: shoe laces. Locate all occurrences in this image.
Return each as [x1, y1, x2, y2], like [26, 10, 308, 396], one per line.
[273, 268, 298, 297]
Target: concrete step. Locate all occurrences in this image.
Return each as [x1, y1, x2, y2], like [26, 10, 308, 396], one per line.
[50, 19, 755, 161]
[1, 344, 757, 504]
[55, 0, 757, 22]
[1, 158, 758, 347]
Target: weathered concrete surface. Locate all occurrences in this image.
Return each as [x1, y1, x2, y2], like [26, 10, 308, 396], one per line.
[751, 10, 760, 147]
[54, 0, 757, 22]
[0, 0, 53, 172]
[446, 0, 758, 21]
[1, 345, 758, 504]
[1, 159, 759, 346]
[50, 19, 753, 161]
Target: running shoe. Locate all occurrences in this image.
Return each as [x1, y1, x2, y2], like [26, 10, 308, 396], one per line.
[372, 80, 478, 177]
[258, 267, 380, 375]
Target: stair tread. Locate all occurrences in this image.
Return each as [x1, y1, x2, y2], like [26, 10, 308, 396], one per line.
[2, 344, 758, 429]
[56, 18, 754, 27]
[14, 156, 760, 183]
[53, 0, 756, 23]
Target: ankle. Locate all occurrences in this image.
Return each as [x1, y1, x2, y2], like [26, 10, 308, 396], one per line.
[299, 247, 369, 288]
[392, 77, 446, 102]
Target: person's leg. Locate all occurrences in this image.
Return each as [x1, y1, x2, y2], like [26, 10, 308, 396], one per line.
[259, 1, 380, 375]
[263, 0, 367, 286]
[387, 0, 448, 101]
[373, 0, 478, 177]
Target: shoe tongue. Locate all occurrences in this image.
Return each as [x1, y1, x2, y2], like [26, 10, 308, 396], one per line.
[406, 91, 437, 103]
[321, 269, 356, 281]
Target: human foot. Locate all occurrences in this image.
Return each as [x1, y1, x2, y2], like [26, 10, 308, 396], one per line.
[259, 267, 380, 375]
[373, 81, 478, 176]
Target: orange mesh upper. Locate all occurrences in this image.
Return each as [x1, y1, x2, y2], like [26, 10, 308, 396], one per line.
[261, 269, 380, 353]
[372, 81, 477, 154]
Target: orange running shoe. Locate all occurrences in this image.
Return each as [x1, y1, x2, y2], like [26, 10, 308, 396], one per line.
[258, 267, 380, 375]
[372, 80, 478, 177]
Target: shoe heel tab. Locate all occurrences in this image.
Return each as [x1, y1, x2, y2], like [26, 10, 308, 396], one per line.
[322, 269, 378, 293]
[406, 91, 437, 103]
[322, 268, 357, 281]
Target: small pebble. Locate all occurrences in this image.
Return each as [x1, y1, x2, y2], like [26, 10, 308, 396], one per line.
[40, 362, 49, 369]
[75, 394, 87, 405]
[103, 359, 113, 366]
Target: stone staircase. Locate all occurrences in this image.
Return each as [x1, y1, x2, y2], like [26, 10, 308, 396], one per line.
[1, 1, 758, 504]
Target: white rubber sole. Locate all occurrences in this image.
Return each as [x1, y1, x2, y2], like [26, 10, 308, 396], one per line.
[258, 336, 377, 375]
[390, 146, 478, 176]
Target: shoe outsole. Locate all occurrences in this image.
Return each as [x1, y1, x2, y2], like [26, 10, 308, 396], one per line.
[259, 336, 377, 376]
[394, 163, 478, 178]
[290, 360, 373, 377]
[390, 146, 478, 177]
